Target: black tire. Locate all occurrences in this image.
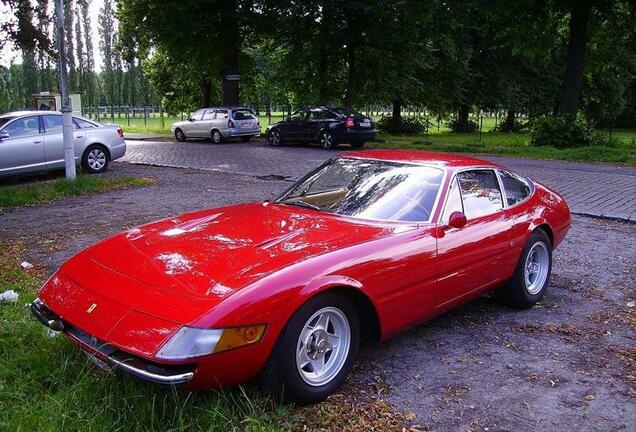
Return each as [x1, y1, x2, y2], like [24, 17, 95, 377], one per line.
[268, 129, 282, 146]
[260, 292, 360, 405]
[351, 141, 365, 148]
[211, 129, 223, 144]
[241, 136, 252, 142]
[496, 229, 552, 309]
[175, 128, 186, 142]
[320, 130, 337, 149]
[81, 144, 109, 174]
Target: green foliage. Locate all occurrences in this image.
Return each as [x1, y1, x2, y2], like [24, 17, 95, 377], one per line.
[530, 115, 603, 149]
[0, 175, 154, 208]
[448, 117, 478, 133]
[376, 115, 427, 134]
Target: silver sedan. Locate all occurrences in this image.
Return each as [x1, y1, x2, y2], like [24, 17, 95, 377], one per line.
[171, 107, 260, 144]
[0, 111, 126, 177]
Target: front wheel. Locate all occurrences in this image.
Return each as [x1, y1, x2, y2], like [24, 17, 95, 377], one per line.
[174, 128, 186, 142]
[260, 292, 359, 404]
[82, 144, 109, 174]
[496, 229, 552, 309]
[320, 131, 337, 149]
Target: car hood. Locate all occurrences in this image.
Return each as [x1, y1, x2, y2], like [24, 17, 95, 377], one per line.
[171, 120, 189, 128]
[40, 203, 393, 357]
[84, 203, 391, 297]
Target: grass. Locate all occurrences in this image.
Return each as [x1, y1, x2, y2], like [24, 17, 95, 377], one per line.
[369, 129, 636, 164]
[0, 175, 155, 209]
[0, 244, 292, 432]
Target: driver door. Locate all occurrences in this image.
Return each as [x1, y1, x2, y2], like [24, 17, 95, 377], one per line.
[282, 110, 307, 142]
[435, 169, 512, 311]
[0, 115, 46, 175]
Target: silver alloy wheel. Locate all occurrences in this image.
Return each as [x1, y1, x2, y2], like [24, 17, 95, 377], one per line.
[87, 148, 106, 171]
[270, 130, 280, 145]
[296, 306, 351, 387]
[524, 241, 549, 295]
[212, 130, 221, 143]
[176, 129, 185, 141]
[320, 132, 333, 149]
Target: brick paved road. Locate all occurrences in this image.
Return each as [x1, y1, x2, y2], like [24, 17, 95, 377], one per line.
[121, 139, 636, 221]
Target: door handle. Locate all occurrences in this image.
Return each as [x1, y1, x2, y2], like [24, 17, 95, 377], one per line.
[33, 139, 42, 143]
[75, 135, 84, 138]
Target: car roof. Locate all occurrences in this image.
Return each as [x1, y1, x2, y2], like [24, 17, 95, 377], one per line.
[338, 149, 502, 170]
[0, 110, 45, 118]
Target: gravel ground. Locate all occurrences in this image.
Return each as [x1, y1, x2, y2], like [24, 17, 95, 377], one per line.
[1, 162, 634, 431]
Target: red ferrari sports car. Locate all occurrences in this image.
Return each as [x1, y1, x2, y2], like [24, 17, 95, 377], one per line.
[31, 150, 571, 404]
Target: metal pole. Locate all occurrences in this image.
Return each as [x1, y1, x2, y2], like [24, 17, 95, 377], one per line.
[55, 0, 76, 180]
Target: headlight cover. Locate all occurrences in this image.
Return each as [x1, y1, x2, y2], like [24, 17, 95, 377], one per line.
[156, 327, 223, 360]
[156, 325, 267, 360]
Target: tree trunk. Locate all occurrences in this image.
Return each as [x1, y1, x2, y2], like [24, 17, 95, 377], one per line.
[458, 104, 469, 125]
[505, 110, 515, 125]
[392, 96, 402, 126]
[199, 75, 211, 108]
[220, 0, 240, 106]
[318, 45, 328, 105]
[558, 3, 592, 118]
[344, 43, 356, 109]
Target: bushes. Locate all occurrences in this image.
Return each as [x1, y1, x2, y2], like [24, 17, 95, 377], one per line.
[530, 115, 604, 148]
[377, 115, 427, 134]
[447, 117, 478, 133]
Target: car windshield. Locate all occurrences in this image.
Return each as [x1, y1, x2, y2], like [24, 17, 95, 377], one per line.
[276, 158, 444, 222]
[0, 117, 16, 129]
[232, 109, 255, 120]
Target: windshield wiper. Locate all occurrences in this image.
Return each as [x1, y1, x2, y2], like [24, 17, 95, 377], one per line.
[280, 200, 321, 211]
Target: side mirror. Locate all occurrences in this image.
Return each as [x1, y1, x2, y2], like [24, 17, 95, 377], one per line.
[187, 115, 193, 121]
[0, 131, 9, 140]
[448, 211, 467, 229]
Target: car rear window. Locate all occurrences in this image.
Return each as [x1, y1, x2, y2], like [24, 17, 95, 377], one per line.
[499, 170, 532, 205]
[73, 117, 98, 129]
[232, 110, 255, 120]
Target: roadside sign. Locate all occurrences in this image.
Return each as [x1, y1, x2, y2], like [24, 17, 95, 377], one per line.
[225, 74, 240, 81]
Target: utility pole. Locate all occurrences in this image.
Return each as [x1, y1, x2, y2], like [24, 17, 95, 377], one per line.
[55, 0, 76, 180]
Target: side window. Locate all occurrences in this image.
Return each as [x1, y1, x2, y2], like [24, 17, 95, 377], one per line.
[42, 115, 63, 133]
[73, 117, 97, 129]
[441, 177, 464, 223]
[290, 110, 305, 121]
[191, 110, 205, 121]
[308, 110, 322, 120]
[3, 116, 40, 137]
[202, 110, 215, 120]
[215, 109, 228, 118]
[500, 170, 532, 206]
[457, 170, 503, 219]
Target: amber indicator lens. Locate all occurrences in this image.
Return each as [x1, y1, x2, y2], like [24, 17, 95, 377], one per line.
[213, 325, 267, 354]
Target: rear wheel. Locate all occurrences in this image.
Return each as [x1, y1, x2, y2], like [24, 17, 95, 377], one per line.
[260, 292, 359, 405]
[174, 128, 186, 142]
[82, 144, 109, 174]
[320, 131, 337, 149]
[268, 129, 282, 146]
[496, 229, 552, 309]
[211, 129, 223, 144]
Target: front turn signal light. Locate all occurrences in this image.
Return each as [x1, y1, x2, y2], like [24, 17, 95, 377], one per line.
[213, 324, 267, 354]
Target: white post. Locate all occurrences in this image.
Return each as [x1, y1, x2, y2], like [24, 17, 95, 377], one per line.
[55, 0, 76, 180]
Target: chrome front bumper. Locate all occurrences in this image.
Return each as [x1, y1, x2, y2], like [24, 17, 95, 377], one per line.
[30, 298, 195, 385]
